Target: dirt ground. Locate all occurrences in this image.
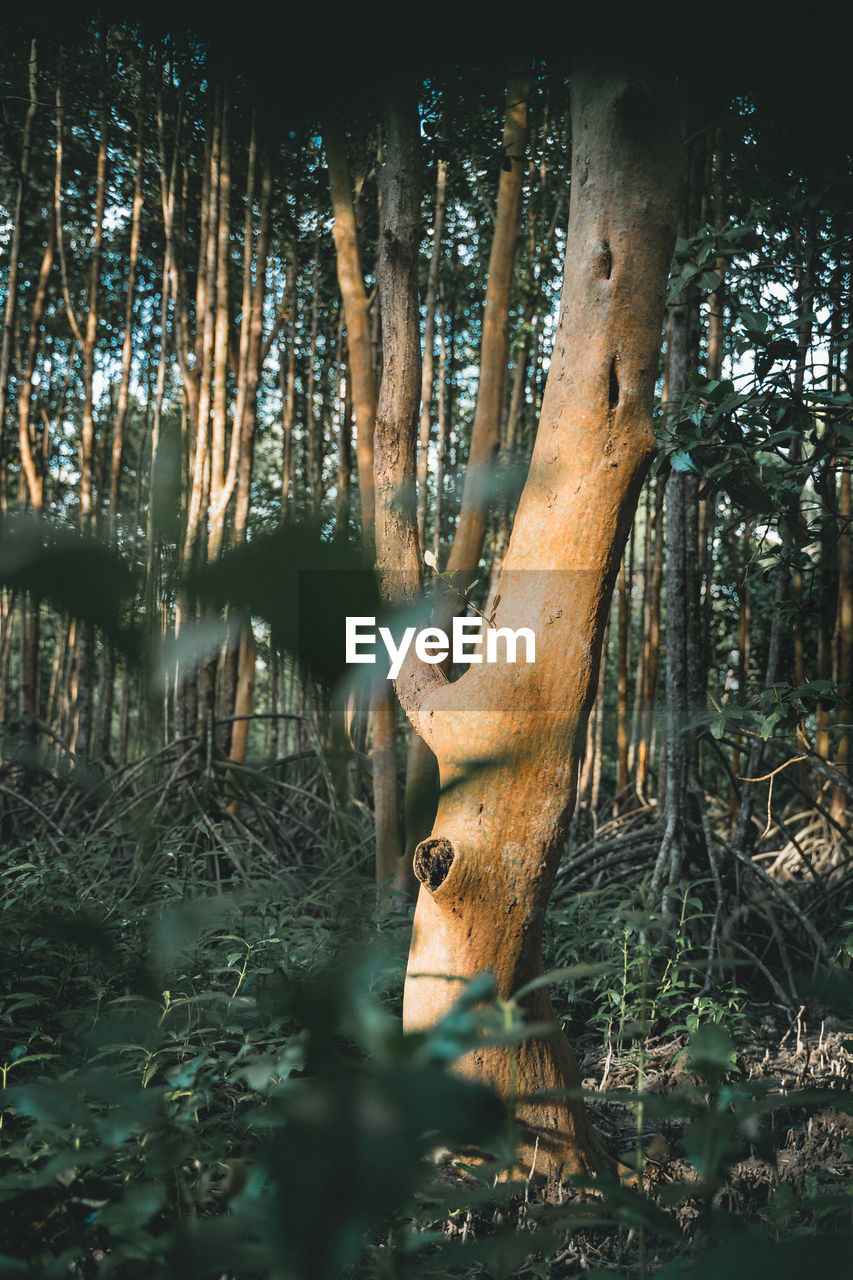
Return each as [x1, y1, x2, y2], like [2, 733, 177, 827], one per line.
[434, 1004, 853, 1276]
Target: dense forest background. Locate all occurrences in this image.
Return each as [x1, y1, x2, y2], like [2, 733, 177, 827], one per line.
[1, 5, 853, 1278]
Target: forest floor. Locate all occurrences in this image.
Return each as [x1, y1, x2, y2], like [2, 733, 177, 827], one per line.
[2, 749, 853, 1277]
[431, 1005, 853, 1277]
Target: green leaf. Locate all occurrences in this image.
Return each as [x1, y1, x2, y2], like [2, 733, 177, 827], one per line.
[671, 450, 700, 474]
[759, 710, 781, 740]
[686, 1023, 738, 1091]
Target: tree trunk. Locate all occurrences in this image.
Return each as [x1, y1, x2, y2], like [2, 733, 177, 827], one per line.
[280, 238, 298, 510]
[833, 462, 852, 827]
[225, 624, 257, 811]
[651, 139, 704, 902]
[55, 71, 107, 760]
[444, 70, 529, 584]
[0, 39, 38, 512]
[416, 158, 448, 549]
[395, 66, 681, 1180]
[635, 478, 664, 801]
[16, 171, 55, 742]
[326, 116, 408, 887]
[729, 521, 751, 820]
[733, 566, 791, 854]
[207, 91, 234, 561]
[628, 486, 651, 776]
[370, 89, 425, 897]
[615, 534, 631, 808]
[403, 70, 530, 857]
[432, 284, 449, 554]
[336, 348, 353, 535]
[98, 66, 146, 761]
[304, 227, 321, 511]
[326, 123, 377, 552]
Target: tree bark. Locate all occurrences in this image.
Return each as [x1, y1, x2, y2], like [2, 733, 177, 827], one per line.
[615, 534, 631, 807]
[651, 138, 704, 902]
[730, 521, 752, 821]
[833, 462, 852, 827]
[327, 115, 408, 889]
[0, 39, 39, 512]
[444, 70, 529, 584]
[371, 90, 424, 895]
[395, 66, 681, 1180]
[279, 238, 298, 510]
[416, 158, 448, 549]
[403, 70, 530, 857]
[98, 64, 146, 760]
[326, 123, 377, 553]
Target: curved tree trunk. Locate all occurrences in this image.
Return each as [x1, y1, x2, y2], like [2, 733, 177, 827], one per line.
[395, 66, 682, 1180]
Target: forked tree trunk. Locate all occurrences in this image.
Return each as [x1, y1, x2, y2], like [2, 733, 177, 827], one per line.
[394, 66, 681, 1180]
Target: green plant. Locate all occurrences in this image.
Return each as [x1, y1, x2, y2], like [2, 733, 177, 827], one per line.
[546, 880, 746, 1061]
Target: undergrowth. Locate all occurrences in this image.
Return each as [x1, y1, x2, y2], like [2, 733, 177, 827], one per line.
[1, 782, 852, 1279]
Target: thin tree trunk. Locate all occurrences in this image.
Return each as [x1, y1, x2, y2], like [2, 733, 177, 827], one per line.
[404, 70, 530, 858]
[98, 67, 146, 760]
[444, 69, 529, 583]
[590, 625, 609, 820]
[336, 333, 353, 535]
[55, 70, 107, 759]
[304, 226, 321, 510]
[733, 566, 791, 853]
[326, 123, 377, 552]
[207, 92, 234, 560]
[833, 461, 852, 826]
[107, 63, 146, 534]
[222, 149, 273, 762]
[615, 535, 631, 808]
[234, 153, 273, 540]
[224, 625, 256, 810]
[326, 115, 407, 886]
[371, 89, 423, 897]
[790, 224, 816, 707]
[651, 139, 705, 902]
[730, 521, 751, 821]
[0, 39, 38, 511]
[432, 285, 449, 553]
[628, 485, 651, 775]
[636, 478, 664, 800]
[15, 165, 55, 742]
[416, 158, 448, 548]
[183, 86, 219, 572]
[279, 239, 298, 510]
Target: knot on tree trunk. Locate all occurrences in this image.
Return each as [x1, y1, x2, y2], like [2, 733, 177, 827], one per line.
[413, 836, 455, 891]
